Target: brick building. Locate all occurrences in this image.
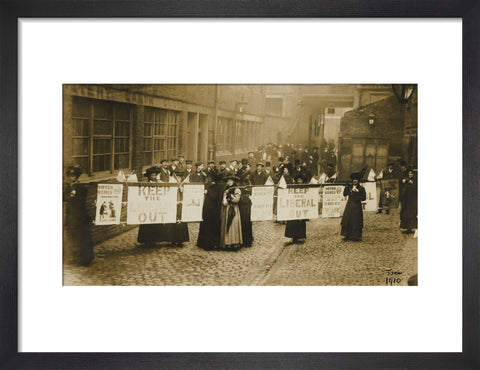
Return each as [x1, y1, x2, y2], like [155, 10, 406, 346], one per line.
[337, 91, 417, 181]
[63, 84, 266, 181]
[63, 84, 267, 243]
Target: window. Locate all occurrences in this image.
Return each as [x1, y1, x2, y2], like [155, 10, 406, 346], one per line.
[143, 107, 179, 164]
[265, 97, 283, 116]
[71, 97, 132, 174]
[215, 117, 233, 153]
[327, 108, 335, 114]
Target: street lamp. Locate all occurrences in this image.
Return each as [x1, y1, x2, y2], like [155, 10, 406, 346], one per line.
[368, 113, 375, 125]
[392, 84, 416, 104]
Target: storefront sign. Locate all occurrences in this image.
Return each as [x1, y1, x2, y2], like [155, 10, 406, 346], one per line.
[277, 186, 319, 221]
[127, 185, 178, 224]
[181, 184, 204, 222]
[95, 184, 123, 225]
[251, 186, 275, 221]
[322, 185, 347, 218]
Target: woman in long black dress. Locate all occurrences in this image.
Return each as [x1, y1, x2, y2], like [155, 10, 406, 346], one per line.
[400, 169, 417, 234]
[284, 174, 308, 244]
[137, 166, 189, 247]
[341, 172, 367, 241]
[197, 170, 223, 250]
[63, 165, 94, 266]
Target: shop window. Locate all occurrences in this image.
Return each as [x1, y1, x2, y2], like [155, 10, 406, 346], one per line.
[143, 106, 178, 164]
[71, 97, 132, 174]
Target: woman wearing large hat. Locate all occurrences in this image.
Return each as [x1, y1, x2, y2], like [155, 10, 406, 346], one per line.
[219, 174, 244, 250]
[197, 170, 224, 250]
[137, 165, 190, 247]
[341, 171, 367, 241]
[284, 173, 309, 244]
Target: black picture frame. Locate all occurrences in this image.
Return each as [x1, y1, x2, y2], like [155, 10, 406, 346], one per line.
[1, 1, 478, 369]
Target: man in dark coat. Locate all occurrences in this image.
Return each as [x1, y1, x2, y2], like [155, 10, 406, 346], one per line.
[250, 162, 268, 185]
[341, 172, 367, 241]
[273, 157, 285, 183]
[205, 160, 217, 188]
[176, 155, 186, 178]
[182, 160, 194, 181]
[218, 160, 227, 175]
[191, 162, 207, 183]
[158, 159, 170, 182]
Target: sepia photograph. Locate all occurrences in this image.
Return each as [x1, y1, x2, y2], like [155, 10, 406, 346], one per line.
[62, 84, 418, 286]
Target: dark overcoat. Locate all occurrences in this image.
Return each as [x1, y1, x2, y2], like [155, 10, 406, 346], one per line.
[341, 184, 366, 239]
[400, 180, 418, 229]
[197, 182, 223, 249]
[63, 183, 94, 265]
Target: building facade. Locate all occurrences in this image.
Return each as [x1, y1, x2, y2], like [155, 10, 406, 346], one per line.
[337, 94, 416, 181]
[63, 84, 266, 181]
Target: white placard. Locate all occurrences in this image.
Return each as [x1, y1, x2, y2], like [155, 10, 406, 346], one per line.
[277, 187, 319, 221]
[181, 184, 204, 222]
[251, 186, 275, 221]
[362, 182, 378, 212]
[322, 185, 347, 218]
[94, 184, 123, 225]
[127, 185, 178, 224]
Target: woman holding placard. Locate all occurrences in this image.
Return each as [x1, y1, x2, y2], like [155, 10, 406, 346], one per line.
[284, 174, 308, 244]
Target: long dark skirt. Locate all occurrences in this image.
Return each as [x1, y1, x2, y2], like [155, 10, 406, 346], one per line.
[137, 223, 189, 244]
[285, 219, 307, 239]
[239, 195, 253, 247]
[197, 211, 221, 250]
[64, 223, 94, 265]
[400, 202, 418, 230]
[400, 184, 418, 230]
[341, 201, 363, 239]
[63, 185, 94, 266]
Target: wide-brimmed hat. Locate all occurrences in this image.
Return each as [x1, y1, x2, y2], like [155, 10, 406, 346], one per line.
[294, 173, 307, 183]
[256, 162, 264, 167]
[144, 166, 161, 177]
[65, 165, 83, 178]
[350, 172, 363, 180]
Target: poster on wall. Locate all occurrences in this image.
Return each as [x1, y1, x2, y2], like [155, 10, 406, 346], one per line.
[127, 184, 178, 224]
[251, 186, 275, 221]
[181, 184, 205, 222]
[277, 186, 319, 221]
[322, 185, 347, 218]
[362, 181, 378, 212]
[94, 184, 124, 225]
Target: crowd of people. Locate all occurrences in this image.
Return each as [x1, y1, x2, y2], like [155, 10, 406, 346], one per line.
[62, 143, 417, 265]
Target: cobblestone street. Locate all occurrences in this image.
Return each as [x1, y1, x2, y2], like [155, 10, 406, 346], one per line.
[63, 209, 417, 286]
